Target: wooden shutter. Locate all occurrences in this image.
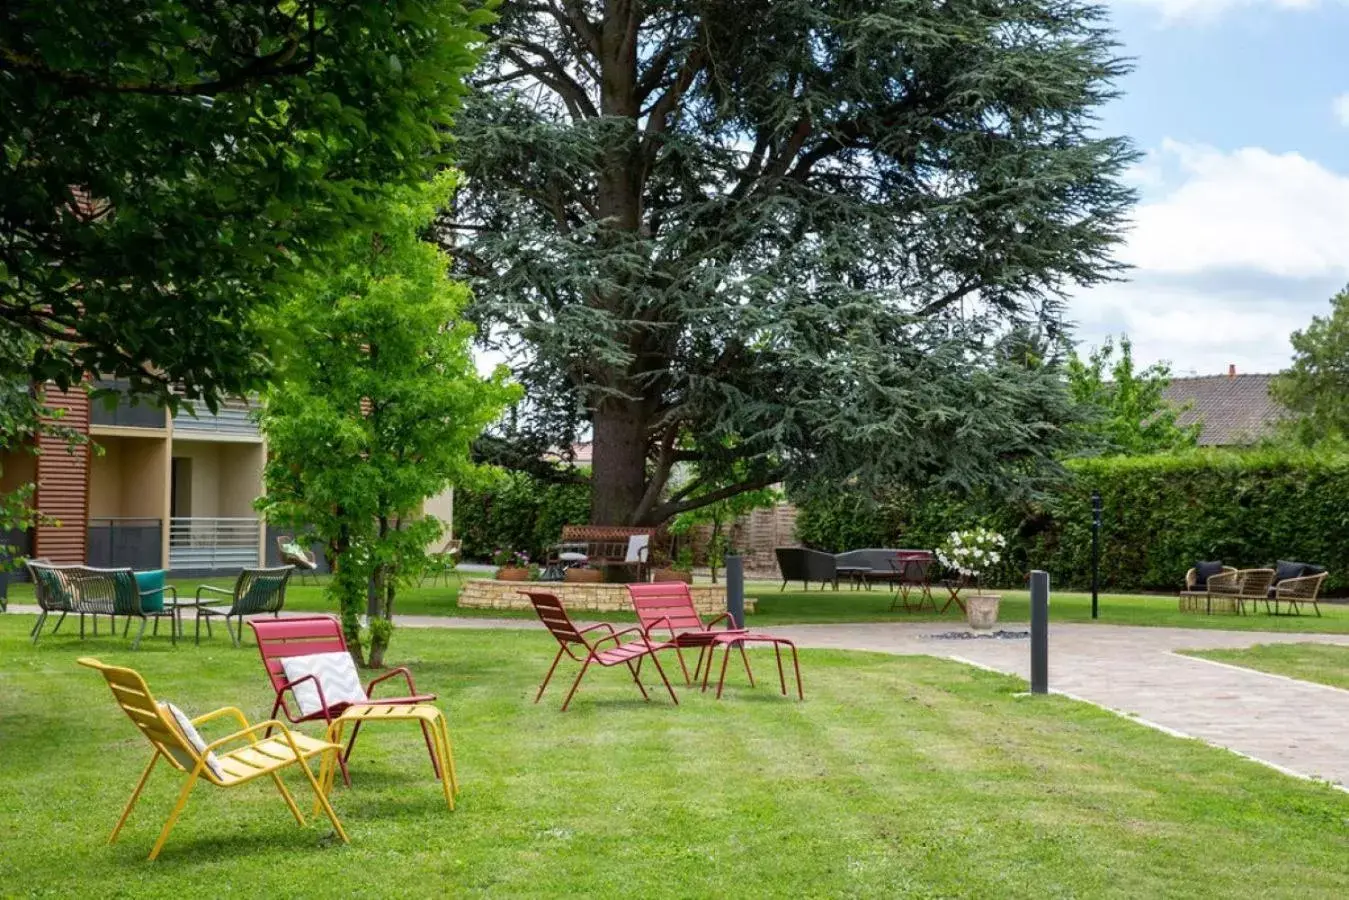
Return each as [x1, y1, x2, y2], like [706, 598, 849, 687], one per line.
[34, 386, 91, 563]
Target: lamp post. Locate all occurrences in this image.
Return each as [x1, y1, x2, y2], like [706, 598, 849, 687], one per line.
[1091, 491, 1102, 620]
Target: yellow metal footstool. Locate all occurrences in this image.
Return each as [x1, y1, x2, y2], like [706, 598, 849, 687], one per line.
[321, 703, 459, 810]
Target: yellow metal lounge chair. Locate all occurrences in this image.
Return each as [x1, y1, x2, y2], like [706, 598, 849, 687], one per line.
[78, 657, 350, 860]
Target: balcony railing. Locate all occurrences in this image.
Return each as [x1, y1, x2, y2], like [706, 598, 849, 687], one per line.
[169, 517, 260, 570]
[89, 379, 167, 429]
[87, 517, 163, 570]
[172, 396, 259, 438]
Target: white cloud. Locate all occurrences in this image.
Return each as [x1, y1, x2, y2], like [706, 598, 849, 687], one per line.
[1070, 140, 1349, 375]
[1334, 92, 1349, 127]
[1119, 0, 1322, 23]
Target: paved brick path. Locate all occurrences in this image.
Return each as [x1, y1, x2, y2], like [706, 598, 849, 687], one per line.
[11, 603, 1349, 786]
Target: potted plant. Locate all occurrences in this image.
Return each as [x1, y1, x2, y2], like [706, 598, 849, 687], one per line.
[651, 547, 693, 584]
[564, 565, 603, 583]
[936, 528, 1006, 629]
[493, 548, 533, 582]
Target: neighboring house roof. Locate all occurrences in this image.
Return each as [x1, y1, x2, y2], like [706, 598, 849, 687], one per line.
[1162, 372, 1285, 446]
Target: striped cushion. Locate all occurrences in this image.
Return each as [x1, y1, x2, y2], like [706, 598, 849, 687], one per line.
[159, 702, 225, 779]
[280, 651, 368, 716]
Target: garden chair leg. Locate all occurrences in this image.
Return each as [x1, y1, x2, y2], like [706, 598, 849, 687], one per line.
[52, 611, 67, 634]
[131, 618, 148, 651]
[624, 659, 652, 701]
[110, 754, 159, 844]
[535, 647, 567, 703]
[642, 648, 680, 705]
[559, 658, 594, 712]
[419, 721, 443, 780]
[738, 641, 755, 687]
[225, 615, 239, 648]
[148, 770, 201, 861]
[715, 642, 733, 699]
[270, 773, 306, 826]
[773, 643, 787, 695]
[780, 579, 787, 592]
[29, 610, 46, 643]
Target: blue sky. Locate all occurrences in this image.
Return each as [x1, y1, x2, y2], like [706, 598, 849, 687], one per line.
[1071, 1, 1349, 375]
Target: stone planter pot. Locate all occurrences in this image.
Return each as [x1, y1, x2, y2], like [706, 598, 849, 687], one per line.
[563, 567, 603, 584]
[651, 568, 693, 584]
[965, 594, 1001, 630]
[495, 566, 531, 582]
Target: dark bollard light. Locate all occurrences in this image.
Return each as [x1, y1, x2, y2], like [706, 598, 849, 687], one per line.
[726, 554, 745, 628]
[1030, 569, 1049, 695]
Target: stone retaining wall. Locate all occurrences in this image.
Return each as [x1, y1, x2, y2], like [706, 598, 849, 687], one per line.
[458, 579, 752, 615]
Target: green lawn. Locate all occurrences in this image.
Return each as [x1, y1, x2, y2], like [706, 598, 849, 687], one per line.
[10, 575, 1349, 632]
[1, 616, 1347, 897]
[1182, 642, 1349, 690]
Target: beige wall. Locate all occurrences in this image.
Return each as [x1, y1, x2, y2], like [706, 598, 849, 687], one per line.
[89, 436, 167, 519]
[0, 449, 36, 496]
[172, 440, 263, 517]
[423, 486, 455, 551]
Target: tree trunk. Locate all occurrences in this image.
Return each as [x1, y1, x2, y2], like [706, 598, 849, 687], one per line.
[590, 397, 648, 524]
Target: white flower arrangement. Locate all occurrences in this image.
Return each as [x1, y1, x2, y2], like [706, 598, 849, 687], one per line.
[936, 527, 1006, 592]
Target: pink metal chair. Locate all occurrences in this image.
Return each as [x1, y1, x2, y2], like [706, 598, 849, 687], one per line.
[627, 582, 804, 700]
[887, 551, 937, 613]
[249, 616, 438, 786]
[521, 590, 680, 711]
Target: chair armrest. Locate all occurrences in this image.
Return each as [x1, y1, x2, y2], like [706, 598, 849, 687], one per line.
[191, 706, 251, 732]
[203, 720, 324, 758]
[366, 666, 418, 697]
[1184, 568, 1197, 590]
[195, 584, 233, 602]
[1206, 571, 1239, 592]
[1273, 572, 1327, 596]
[577, 622, 617, 637]
[279, 673, 332, 716]
[590, 626, 643, 649]
[641, 615, 677, 640]
[705, 612, 740, 631]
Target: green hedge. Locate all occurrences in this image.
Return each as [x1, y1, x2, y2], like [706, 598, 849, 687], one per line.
[454, 471, 589, 563]
[796, 449, 1349, 592]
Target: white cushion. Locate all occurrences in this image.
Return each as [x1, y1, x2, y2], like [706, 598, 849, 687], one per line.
[280, 651, 368, 716]
[625, 534, 650, 563]
[159, 701, 225, 780]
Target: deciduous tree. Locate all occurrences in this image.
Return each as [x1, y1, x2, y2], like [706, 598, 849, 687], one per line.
[1272, 287, 1349, 445]
[1065, 335, 1198, 456]
[259, 177, 518, 667]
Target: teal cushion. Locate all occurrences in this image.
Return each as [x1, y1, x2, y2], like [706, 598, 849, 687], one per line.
[134, 569, 166, 612]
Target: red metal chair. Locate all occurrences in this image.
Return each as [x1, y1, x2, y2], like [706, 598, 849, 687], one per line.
[887, 551, 937, 613]
[627, 582, 804, 700]
[248, 616, 438, 786]
[521, 590, 680, 712]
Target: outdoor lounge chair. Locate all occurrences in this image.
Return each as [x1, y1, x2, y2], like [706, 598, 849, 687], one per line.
[627, 582, 803, 700]
[774, 547, 837, 591]
[1266, 563, 1329, 616]
[70, 566, 180, 650]
[1180, 562, 1237, 612]
[276, 535, 319, 585]
[187, 566, 293, 646]
[1205, 568, 1275, 615]
[521, 590, 680, 711]
[419, 538, 462, 588]
[26, 559, 78, 643]
[78, 657, 347, 861]
[249, 615, 438, 786]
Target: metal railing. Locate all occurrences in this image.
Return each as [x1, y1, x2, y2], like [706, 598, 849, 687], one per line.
[90, 379, 167, 429]
[171, 396, 260, 437]
[168, 517, 260, 570]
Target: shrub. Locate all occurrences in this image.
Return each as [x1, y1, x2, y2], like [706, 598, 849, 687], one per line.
[455, 471, 589, 562]
[795, 449, 1349, 592]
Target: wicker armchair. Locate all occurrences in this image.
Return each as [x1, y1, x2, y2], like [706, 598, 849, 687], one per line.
[27, 560, 80, 643]
[1206, 568, 1275, 615]
[187, 566, 293, 646]
[1179, 565, 1236, 613]
[1268, 571, 1329, 616]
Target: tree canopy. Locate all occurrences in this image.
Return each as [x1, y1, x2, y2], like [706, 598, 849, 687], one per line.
[259, 176, 518, 667]
[1065, 335, 1198, 456]
[451, 0, 1136, 526]
[1272, 286, 1349, 445]
[1, 0, 488, 406]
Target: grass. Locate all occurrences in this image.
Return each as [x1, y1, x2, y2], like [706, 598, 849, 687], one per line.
[1182, 642, 1349, 690]
[1, 615, 1348, 897]
[11, 575, 1349, 632]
